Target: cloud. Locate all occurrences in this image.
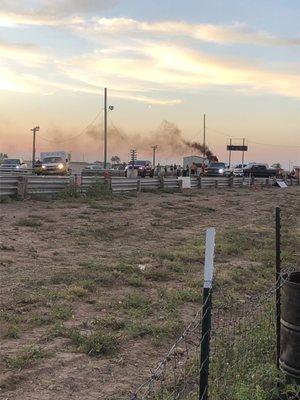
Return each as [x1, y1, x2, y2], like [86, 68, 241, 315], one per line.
[0, 12, 299, 104]
[1, 11, 299, 47]
[0, 0, 118, 16]
[81, 18, 300, 47]
[57, 42, 300, 99]
[0, 39, 49, 66]
[0, 0, 118, 26]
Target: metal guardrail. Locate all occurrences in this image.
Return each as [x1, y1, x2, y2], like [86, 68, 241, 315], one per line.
[111, 178, 139, 193]
[163, 177, 179, 189]
[27, 176, 72, 194]
[140, 178, 161, 190]
[0, 168, 34, 174]
[0, 175, 19, 196]
[0, 174, 297, 198]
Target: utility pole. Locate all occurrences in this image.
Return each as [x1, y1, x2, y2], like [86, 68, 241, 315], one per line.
[30, 126, 40, 168]
[152, 145, 158, 167]
[203, 114, 206, 163]
[104, 87, 108, 169]
[228, 138, 232, 167]
[242, 138, 245, 165]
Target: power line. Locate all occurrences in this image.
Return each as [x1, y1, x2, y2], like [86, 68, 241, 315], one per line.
[207, 126, 300, 147]
[38, 111, 102, 144]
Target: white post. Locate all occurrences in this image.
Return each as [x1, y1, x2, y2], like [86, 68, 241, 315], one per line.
[199, 227, 216, 400]
[204, 228, 216, 288]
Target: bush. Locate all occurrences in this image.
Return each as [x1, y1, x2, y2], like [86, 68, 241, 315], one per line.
[86, 180, 110, 198]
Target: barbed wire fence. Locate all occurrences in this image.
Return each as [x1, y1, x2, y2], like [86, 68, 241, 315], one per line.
[130, 207, 299, 400]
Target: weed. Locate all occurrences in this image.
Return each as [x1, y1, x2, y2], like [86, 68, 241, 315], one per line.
[16, 218, 43, 227]
[31, 314, 54, 327]
[120, 292, 151, 314]
[92, 317, 126, 331]
[67, 328, 118, 356]
[6, 346, 49, 370]
[54, 183, 79, 199]
[0, 244, 15, 251]
[128, 320, 182, 344]
[144, 268, 171, 282]
[176, 289, 202, 303]
[52, 306, 73, 321]
[86, 180, 110, 198]
[2, 323, 20, 339]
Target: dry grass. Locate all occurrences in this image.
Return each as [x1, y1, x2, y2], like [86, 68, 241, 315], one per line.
[0, 186, 298, 400]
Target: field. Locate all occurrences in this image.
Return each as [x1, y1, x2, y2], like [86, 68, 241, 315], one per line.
[0, 185, 299, 400]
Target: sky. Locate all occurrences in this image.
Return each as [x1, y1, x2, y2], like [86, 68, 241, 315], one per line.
[0, 0, 299, 167]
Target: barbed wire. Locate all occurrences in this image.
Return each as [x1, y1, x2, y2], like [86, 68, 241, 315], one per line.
[130, 264, 298, 400]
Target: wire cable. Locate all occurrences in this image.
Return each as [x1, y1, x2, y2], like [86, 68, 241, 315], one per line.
[38, 111, 103, 144]
[207, 126, 300, 147]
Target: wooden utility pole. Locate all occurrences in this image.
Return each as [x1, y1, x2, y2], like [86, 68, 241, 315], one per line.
[203, 114, 206, 160]
[31, 126, 40, 168]
[242, 138, 245, 165]
[104, 88, 108, 169]
[228, 138, 232, 167]
[152, 145, 158, 167]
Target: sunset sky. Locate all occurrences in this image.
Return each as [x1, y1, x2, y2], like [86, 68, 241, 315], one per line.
[0, 0, 299, 167]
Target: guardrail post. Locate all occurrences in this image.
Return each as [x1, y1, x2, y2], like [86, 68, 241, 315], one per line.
[17, 176, 28, 200]
[198, 176, 202, 189]
[137, 179, 141, 192]
[229, 176, 234, 188]
[290, 177, 293, 186]
[251, 176, 255, 186]
[214, 179, 218, 189]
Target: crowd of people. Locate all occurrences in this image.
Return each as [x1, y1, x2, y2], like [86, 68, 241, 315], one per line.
[156, 162, 202, 177]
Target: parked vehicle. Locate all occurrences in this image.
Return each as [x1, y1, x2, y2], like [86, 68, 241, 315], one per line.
[125, 160, 153, 177]
[38, 151, 71, 175]
[204, 162, 228, 177]
[0, 158, 28, 171]
[243, 163, 276, 178]
[231, 163, 248, 177]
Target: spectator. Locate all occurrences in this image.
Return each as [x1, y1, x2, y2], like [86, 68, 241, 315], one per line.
[190, 162, 196, 176]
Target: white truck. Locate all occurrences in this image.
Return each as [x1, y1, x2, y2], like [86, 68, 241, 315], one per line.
[38, 151, 71, 175]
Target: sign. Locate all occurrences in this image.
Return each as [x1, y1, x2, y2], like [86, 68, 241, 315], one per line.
[178, 177, 191, 189]
[227, 145, 248, 151]
[275, 180, 288, 188]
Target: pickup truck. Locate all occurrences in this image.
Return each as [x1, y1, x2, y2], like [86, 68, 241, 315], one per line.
[37, 151, 71, 175]
[204, 162, 229, 177]
[243, 163, 277, 178]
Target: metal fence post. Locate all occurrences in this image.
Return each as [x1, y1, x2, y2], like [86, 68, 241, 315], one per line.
[199, 228, 215, 400]
[275, 207, 281, 370]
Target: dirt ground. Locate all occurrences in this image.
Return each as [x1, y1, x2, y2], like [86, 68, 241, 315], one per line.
[0, 185, 299, 400]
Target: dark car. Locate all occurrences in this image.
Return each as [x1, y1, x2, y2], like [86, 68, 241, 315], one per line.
[125, 160, 153, 177]
[243, 163, 276, 178]
[204, 162, 228, 176]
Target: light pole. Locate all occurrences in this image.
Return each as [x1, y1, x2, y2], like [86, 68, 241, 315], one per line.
[103, 88, 114, 169]
[151, 145, 158, 167]
[31, 126, 40, 167]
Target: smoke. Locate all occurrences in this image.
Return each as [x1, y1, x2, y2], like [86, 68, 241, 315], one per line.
[183, 140, 214, 159]
[86, 119, 216, 160]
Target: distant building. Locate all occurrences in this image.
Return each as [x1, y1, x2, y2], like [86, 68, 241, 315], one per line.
[183, 156, 209, 169]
